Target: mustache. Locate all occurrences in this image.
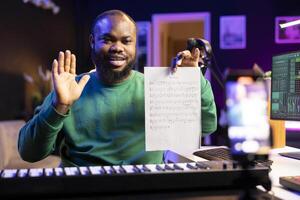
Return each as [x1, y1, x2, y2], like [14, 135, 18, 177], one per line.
[98, 61, 134, 84]
[91, 48, 137, 84]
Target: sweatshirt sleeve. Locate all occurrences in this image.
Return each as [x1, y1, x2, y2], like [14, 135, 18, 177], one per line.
[200, 72, 217, 135]
[18, 92, 69, 162]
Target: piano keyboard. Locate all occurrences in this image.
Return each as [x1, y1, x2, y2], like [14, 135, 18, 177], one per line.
[0, 161, 269, 197]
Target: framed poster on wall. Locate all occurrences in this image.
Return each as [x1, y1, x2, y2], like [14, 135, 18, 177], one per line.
[220, 15, 246, 49]
[275, 16, 300, 44]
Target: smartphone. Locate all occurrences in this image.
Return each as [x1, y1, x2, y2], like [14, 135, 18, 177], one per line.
[225, 69, 271, 160]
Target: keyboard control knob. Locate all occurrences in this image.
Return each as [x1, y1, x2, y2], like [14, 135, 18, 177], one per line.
[232, 162, 238, 169]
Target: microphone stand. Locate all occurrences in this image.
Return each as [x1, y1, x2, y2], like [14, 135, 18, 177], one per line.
[186, 38, 225, 89]
[234, 156, 272, 200]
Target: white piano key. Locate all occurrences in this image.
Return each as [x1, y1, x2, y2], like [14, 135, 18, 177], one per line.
[142, 165, 152, 172]
[1, 169, 17, 178]
[164, 164, 175, 171]
[156, 164, 167, 172]
[175, 162, 194, 171]
[64, 167, 79, 176]
[121, 165, 136, 173]
[111, 166, 125, 174]
[134, 165, 150, 172]
[173, 163, 190, 171]
[17, 169, 28, 177]
[54, 168, 64, 176]
[103, 166, 117, 174]
[88, 166, 103, 175]
[186, 162, 198, 170]
[44, 168, 54, 176]
[131, 165, 142, 173]
[143, 164, 158, 172]
[79, 167, 89, 175]
[29, 168, 43, 177]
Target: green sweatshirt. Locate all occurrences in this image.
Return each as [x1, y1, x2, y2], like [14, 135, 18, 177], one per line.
[18, 70, 217, 166]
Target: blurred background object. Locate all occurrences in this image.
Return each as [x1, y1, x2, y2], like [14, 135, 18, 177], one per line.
[23, 0, 60, 14]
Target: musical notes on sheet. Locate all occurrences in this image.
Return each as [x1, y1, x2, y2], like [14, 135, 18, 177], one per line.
[148, 80, 199, 131]
[144, 67, 201, 153]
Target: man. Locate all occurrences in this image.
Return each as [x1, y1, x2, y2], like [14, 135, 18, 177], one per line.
[18, 10, 217, 167]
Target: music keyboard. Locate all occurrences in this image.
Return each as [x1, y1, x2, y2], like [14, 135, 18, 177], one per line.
[0, 161, 269, 197]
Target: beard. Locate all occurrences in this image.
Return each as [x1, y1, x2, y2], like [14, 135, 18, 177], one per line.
[98, 61, 134, 84]
[92, 51, 136, 85]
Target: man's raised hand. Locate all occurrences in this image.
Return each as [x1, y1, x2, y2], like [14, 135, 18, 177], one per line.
[52, 50, 90, 114]
[171, 48, 201, 73]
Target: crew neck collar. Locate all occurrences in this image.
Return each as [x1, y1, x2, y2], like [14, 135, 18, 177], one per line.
[92, 70, 136, 87]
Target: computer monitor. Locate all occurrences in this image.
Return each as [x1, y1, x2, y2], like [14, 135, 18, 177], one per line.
[271, 50, 300, 160]
[271, 51, 300, 121]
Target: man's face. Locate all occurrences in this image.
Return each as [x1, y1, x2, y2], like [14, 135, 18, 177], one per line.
[90, 15, 137, 84]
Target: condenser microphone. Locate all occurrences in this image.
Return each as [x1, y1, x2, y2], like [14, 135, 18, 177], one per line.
[171, 38, 224, 88]
[171, 38, 212, 72]
[186, 38, 212, 74]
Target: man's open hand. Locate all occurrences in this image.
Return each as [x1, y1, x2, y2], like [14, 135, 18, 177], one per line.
[52, 50, 90, 113]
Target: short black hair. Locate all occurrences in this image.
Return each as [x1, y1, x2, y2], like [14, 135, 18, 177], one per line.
[90, 10, 136, 35]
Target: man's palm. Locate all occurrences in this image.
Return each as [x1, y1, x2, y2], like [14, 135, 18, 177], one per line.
[52, 50, 90, 107]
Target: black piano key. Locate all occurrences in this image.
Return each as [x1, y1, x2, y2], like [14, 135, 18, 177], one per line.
[173, 164, 184, 170]
[79, 167, 90, 175]
[88, 166, 104, 175]
[29, 168, 44, 177]
[155, 165, 165, 171]
[186, 163, 198, 170]
[101, 166, 107, 174]
[54, 168, 64, 176]
[164, 164, 174, 171]
[133, 165, 142, 173]
[17, 169, 28, 177]
[64, 167, 80, 176]
[142, 165, 151, 172]
[196, 162, 210, 169]
[44, 168, 54, 176]
[108, 166, 117, 174]
[118, 166, 127, 174]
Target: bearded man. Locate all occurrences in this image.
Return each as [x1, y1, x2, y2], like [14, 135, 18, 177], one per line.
[18, 10, 217, 167]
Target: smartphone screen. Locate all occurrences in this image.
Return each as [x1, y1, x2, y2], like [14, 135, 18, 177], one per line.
[226, 72, 271, 157]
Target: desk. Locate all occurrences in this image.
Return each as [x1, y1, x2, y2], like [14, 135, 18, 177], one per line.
[165, 146, 300, 200]
[266, 146, 300, 200]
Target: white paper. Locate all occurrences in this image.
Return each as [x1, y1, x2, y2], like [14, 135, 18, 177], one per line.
[144, 67, 201, 154]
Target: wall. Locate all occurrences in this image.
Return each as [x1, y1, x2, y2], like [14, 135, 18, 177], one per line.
[74, 0, 300, 107]
[0, 0, 299, 120]
[0, 0, 76, 119]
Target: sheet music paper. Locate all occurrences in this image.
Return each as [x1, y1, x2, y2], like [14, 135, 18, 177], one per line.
[144, 67, 201, 154]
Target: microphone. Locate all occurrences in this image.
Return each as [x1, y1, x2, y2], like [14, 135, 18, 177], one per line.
[172, 38, 212, 75]
[186, 38, 212, 75]
[171, 38, 224, 89]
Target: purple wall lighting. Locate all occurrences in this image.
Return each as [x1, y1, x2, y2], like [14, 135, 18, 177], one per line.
[275, 16, 300, 44]
[219, 15, 246, 49]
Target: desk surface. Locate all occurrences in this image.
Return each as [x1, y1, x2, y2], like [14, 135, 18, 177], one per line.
[166, 146, 300, 200]
[267, 146, 300, 200]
